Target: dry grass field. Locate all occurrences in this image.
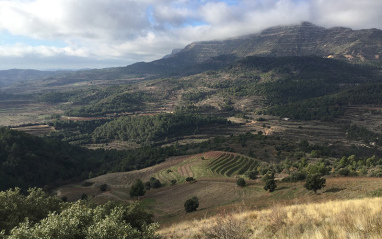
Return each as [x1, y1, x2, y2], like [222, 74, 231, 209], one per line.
[0, 101, 62, 126]
[11, 124, 55, 136]
[157, 197, 382, 238]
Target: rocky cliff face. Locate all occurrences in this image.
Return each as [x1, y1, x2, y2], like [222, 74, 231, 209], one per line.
[169, 22, 382, 64]
[123, 22, 382, 77]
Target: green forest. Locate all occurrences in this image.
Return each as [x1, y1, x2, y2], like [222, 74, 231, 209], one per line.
[92, 113, 230, 144]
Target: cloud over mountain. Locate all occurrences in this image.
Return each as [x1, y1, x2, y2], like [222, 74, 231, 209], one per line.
[0, 0, 382, 69]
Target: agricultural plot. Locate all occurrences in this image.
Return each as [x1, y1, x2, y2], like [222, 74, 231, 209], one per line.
[150, 151, 260, 186]
[151, 152, 230, 184]
[207, 153, 259, 177]
[0, 101, 61, 126]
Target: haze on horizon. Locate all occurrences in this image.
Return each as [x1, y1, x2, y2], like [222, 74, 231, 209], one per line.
[0, 0, 381, 70]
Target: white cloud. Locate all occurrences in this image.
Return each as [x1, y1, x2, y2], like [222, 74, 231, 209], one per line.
[310, 0, 382, 29]
[0, 0, 381, 70]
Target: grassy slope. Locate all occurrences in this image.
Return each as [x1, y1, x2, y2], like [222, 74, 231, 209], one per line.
[57, 151, 382, 227]
[157, 196, 382, 238]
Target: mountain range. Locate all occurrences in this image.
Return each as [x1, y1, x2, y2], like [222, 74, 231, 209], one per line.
[130, 21, 382, 75]
[1, 21, 382, 86]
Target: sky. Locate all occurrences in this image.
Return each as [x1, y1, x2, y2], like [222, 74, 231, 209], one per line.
[0, 0, 382, 70]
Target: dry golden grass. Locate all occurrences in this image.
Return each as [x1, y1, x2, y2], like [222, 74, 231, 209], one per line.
[157, 197, 382, 239]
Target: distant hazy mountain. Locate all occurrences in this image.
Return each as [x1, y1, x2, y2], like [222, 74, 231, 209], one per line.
[0, 69, 69, 87]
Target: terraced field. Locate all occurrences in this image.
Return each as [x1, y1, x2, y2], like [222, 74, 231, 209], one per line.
[207, 153, 259, 177]
[57, 150, 264, 204]
[150, 151, 261, 185]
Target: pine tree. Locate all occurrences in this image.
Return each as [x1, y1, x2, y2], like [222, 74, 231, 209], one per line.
[304, 174, 326, 194]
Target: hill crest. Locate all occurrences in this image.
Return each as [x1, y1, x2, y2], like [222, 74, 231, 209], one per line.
[167, 21, 382, 64]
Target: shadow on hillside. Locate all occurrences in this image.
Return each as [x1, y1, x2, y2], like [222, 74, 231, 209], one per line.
[325, 187, 344, 193]
[275, 186, 288, 191]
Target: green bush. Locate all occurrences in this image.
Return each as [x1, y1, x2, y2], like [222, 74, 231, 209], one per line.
[245, 170, 258, 180]
[186, 177, 195, 183]
[261, 172, 275, 182]
[305, 174, 326, 194]
[264, 179, 277, 192]
[129, 179, 145, 199]
[149, 177, 162, 189]
[5, 201, 157, 238]
[236, 178, 246, 187]
[184, 196, 199, 213]
[281, 172, 306, 182]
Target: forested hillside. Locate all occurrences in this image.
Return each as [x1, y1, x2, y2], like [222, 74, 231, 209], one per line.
[0, 127, 106, 190]
[0, 127, 190, 190]
[92, 113, 230, 144]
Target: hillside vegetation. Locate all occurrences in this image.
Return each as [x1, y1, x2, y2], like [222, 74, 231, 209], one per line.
[92, 113, 230, 144]
[1, 22, 382, 238]
[157, 197, 382, 238]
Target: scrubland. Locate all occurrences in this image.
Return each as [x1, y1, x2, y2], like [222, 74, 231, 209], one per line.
[157, 197, 382, 239]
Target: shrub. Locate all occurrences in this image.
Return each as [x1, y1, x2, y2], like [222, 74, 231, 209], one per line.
[305, 174, 326, 194]
[149, 177, 162, 189]
[261, 172, 275, 182]
[144, 181, 151, 190]
[81, 193, 88, 200]
[264, 179, 277, 192]
[184, 196, 199, 213]
[370, 169, 382, 177]
[129, 179, 145, 200]
[99, 184, 108, 192]
[338, 168, 350, 176]
[245, 170, 258, 180]
[6, 201, 157, 238]
[170, 179, 177, 185]
[236, 178, 246, 187]
[186, 177, 195, 183]
[281, 172, 306, 182]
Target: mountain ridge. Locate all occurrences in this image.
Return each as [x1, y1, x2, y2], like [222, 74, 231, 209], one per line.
[118, 21, 382, 78]
[2, 22, 382, 87]
[168, 21, 382, 63]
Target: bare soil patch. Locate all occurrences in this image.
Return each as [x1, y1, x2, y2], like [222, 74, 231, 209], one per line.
[11, 124, 55, 136]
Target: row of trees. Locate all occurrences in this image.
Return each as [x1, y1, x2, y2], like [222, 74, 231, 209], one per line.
[237, 171, 325, 194]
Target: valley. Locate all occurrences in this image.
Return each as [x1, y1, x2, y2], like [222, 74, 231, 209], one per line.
[1, 21, 382, 238]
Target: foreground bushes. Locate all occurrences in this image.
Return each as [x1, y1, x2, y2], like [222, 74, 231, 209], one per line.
[0, 188, 157, 239]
